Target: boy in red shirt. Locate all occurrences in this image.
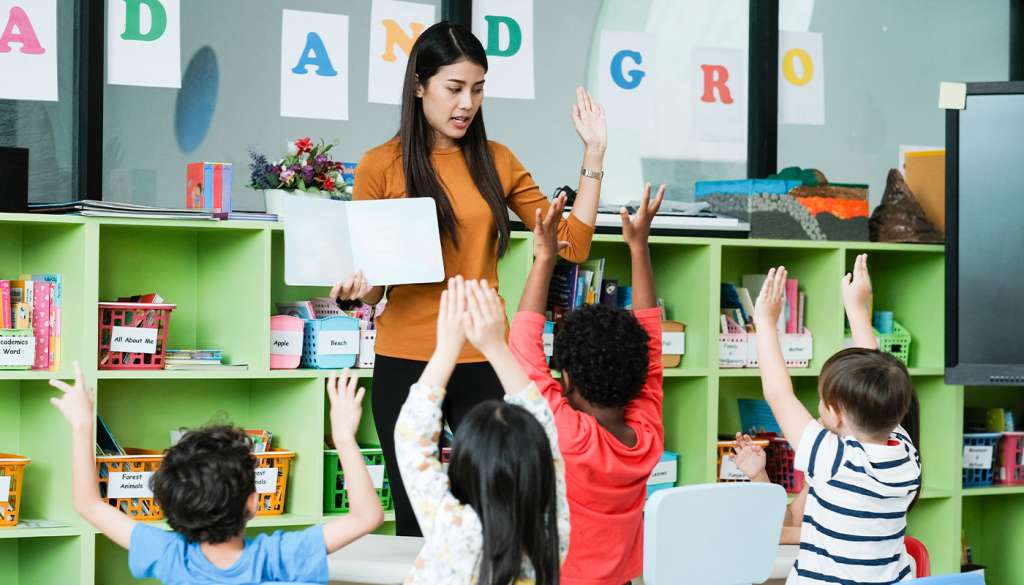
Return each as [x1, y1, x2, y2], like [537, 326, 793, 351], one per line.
[509, 184, 666, 585]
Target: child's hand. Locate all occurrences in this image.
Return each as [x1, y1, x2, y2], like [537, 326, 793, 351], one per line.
[464, 279, 507, 357]
[327, 369, 366, 442]
[620, 183, 665, 249]
[533, 194, 569, 262]
[841, 254, 872, 316]
[331, 270, 371, 302]
[435, 276, 468, 360]
[732, 433, 769, 482]
[49, 361, 93, 432]
[753, 266, 787, 331]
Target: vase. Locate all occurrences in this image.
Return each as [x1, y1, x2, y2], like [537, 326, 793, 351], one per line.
[263, 189, 288, 216]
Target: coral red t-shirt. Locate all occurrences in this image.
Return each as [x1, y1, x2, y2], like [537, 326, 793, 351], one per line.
[509, 308, 665, 585]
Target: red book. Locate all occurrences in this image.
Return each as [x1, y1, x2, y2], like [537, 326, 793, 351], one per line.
[785, 279, 799, 334]
[32, 281, 51, 369]
[0, 280, 10, 329]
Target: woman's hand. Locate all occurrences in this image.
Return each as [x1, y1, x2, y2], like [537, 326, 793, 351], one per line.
[330, 270, 372, 302]
[533, 194, 569, 263]
[572, 86, 607, 156]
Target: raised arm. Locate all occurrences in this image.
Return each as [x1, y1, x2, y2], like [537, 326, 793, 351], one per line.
[322, 371, 384, 553]
[50, 362, 136, 549]
[566, 86, 607, 228]
[753, 268, 813, 448]
[518, 195, 568, 316]
[621, 183, 665, 311]
[842, 254, 877, 350]
[463, 279, 531, 395]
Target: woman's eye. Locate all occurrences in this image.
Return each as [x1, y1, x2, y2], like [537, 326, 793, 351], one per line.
[448, 87, 460, 94]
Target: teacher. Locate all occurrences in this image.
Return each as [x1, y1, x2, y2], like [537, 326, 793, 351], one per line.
[332, 22, 605, 536]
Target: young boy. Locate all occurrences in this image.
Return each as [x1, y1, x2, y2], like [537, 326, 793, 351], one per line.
[508, 184, 666, 585]
[49, 363, 384, 584]
[751, 255, 920, 584]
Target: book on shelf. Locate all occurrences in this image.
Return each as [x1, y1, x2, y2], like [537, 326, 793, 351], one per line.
[29, 199, 216, 220]
[1, 274, 61, 370]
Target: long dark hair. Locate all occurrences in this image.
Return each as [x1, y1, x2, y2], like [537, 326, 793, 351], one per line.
[399, 22, 511, 257]
[448, 401, 560, 585]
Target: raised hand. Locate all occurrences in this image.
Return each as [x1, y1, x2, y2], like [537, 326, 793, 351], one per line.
[571, 86, 607, 155]
[533, 194, 569, 262]
[841, 253, 872, 315]
[732, 433, 768, 482]
[435, 276, 468, 360]
[463, 279, 507, 357]
[753, 266, 788, 331]
[620, 183, 665, 250]
[49, 361, 93, 431]
[327, 369, 366, 441]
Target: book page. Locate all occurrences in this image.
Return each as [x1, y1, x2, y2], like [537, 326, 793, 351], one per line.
[282, 196, 354, 286]
[346, 198, 445, 286]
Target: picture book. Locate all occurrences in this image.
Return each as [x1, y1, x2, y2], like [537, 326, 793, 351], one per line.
[246, 429, 273, 453]
[30, 281, 51, 369]
[96, 415, 125, 456]
[276, 301, 315, 320]
[32, 274, 61, 369]
[0, 280, 9, 329]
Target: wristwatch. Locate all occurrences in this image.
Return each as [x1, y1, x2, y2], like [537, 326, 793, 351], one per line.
[580, 167, 604, 181]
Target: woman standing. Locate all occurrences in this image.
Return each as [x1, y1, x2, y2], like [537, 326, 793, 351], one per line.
[332, 22, 605, 536]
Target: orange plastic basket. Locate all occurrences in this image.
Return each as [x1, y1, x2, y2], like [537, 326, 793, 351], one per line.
[0, 453, 30, 527]
[96, 448, 165, 520]
[254, 450, 296, 516]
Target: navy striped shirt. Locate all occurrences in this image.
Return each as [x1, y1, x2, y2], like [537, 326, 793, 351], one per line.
[786, 420, 921, 585]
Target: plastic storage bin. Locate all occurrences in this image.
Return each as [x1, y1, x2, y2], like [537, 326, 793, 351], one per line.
[764, 435, 804, 494]
[997, 432, 1024, 485]
[716, 439, 770, 482]
[878, 321, 912, 364]
[0, 453, 30, 526]
[301, 316, 360, 369]
[0, 329, 35, 370]
[254, 449, 296, 516]
[98, 302, 176, 370]
[270, 315, 304, 369]
[963, 432, 1002, 488]
[323, 448, 392, 513]
[647, 451, 679, 497]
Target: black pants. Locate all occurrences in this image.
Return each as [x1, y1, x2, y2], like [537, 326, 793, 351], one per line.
[372, 354, 502, 536]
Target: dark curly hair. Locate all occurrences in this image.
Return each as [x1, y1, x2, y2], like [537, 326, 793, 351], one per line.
[552, 304, 650, 408]
[151, 425, 256, 544]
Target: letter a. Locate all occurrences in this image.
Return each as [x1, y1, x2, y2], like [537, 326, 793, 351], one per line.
[0, 7, 45, 54]
[292, 32, 338, 77]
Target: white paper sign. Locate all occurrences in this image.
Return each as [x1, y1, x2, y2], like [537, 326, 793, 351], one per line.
[368, 0, 436, 105]
[255, 467, 279, 494]
[0, 0, 58, 100]
[110, 326, 158, 354]
[106, 0, 180, 87]
[346, 464, 386, 489]
[719, 338, 746, 367]
[270, 330, 303, 356]
[719, 455, 749, 481]
[780, 332, 813, 361]
[0, 335, 35, 366]
[283, 197, 444, 287]
[779, 31, 824, 126]
[0, 475, 10, 502]
[662, 332, 685, 356]
[108, 471, 154, 499]
[281, 9, 349, 120]
[472, 0, 533, 99]
[964, 445, 994, 470]
[542, 332, 553, 357]
[647, 458, 678, 486]
[358, 330, 376, 368]
[317, 330, 360, 356]
[690, 46, 747, 144]
[599, 31, 656, 130]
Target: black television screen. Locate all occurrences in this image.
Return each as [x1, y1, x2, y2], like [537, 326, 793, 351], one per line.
[946, 82, 1024, 385]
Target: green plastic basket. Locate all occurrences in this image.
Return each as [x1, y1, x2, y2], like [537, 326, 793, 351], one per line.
[0, 329, 34, 370]
[879, 321, 911, 364]
[323, 447, 392, 513]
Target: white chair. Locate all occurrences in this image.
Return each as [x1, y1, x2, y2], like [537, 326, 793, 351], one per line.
[644, 482, 787, 585]
[911, 575, 985, 584]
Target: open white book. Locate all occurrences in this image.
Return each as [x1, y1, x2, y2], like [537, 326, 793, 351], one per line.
[282, 197, 445, 287]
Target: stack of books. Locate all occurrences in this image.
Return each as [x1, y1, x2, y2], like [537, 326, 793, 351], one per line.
[720, 275, 806, 334]
[1, 274, 62, 370]
[164, 349, 248, 371]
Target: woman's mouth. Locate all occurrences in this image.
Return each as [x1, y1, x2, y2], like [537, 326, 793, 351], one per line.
[450, 116, 470, 130]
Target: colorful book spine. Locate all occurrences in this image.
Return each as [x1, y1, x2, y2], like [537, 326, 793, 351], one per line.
[798, 291, 806, 334]
[31, 281, 51, 369]
[34, 274, 61, 369]
[785, 279, 799, 334]
[0, 280, 10, 328]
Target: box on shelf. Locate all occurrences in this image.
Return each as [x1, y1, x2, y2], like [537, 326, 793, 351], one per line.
[97, 303, 176, 370]
[646, 450, 678, 497]
[358, 329, 376, 369]
[301, 316, 360, 369]
[0, 453, 30, 526]
[843, 320, 912, 364]
[0, 328, 35, 370]
[718, 329, 813, 368]
[270, 315, 304, 369]
[186, 162, 232, 212]
[996, 432, 1024, 486]
[661, 321, 685, 368]
[323, 447, 392, 513]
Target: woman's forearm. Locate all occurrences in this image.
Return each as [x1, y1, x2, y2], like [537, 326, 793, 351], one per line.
[570, 148, 604, 227]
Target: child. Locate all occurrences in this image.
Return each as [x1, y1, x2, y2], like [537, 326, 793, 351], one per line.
[394, 276, 569, 585]
[508, 184, 667, 585]
[49, 363, 384, 584]
[752, 255, 921, 584]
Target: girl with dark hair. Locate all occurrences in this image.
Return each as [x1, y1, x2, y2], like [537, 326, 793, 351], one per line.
[332, 21, 605, 535]
[394, 276, 568, 585]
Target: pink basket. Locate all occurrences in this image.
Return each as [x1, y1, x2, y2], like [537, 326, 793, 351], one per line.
[97, 303, 176, 370]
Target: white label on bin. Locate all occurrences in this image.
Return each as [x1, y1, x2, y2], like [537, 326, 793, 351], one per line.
[719, 455, 750, 481]
[318, 330, 360, 356]
[344, 464, 386, 489]
[648, 459, 678, 485]
[662, 332, 685, 355]
[255, 467, 279, 493]
[542, 333, 554, 357]
[108, 472, 154, 498]
[0, 336, 34, 366]
[271, 331, 303, 356]
[964, 445, 994, 470]
[719, 339, 746, 366]
[781, 333, 813, 361]
[110, 326, 158, 354]
[0, 476, 10, 502]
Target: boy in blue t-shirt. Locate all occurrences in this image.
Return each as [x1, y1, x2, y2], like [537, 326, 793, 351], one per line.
[50, 364, 383, 584]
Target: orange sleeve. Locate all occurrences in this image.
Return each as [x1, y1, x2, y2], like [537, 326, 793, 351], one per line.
[502, 147, 594, 264]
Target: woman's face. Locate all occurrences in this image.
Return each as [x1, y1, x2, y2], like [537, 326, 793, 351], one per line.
[416, 58, 485, 148]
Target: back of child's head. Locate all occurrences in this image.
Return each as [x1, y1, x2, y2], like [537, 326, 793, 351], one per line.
[819, 348, 915, 437]
[151, 425, 256, 544]
[448, 400, 560, 585]
[552, 304, 650, 408]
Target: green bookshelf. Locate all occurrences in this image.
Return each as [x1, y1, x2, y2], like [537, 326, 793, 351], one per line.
[0, 212, 1004, 583]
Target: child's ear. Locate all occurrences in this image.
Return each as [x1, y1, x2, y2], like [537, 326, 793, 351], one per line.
[245, 491, 258, 519]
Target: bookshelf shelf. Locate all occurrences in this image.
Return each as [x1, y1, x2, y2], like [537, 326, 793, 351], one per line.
[0, 216, 975, 582]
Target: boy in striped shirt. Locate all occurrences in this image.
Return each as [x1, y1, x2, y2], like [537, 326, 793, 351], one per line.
[751, 255, 920, 584]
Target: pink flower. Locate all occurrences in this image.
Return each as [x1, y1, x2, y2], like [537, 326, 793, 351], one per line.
[280, 169, 295, 185]
[295, 137, 314, 153]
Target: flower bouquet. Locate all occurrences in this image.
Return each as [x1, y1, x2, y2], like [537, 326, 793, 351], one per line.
[248, 137, 353, 215]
